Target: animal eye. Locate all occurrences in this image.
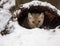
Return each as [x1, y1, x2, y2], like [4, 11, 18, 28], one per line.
[32, 21, 35, 23]
[38, 21, 40, 23]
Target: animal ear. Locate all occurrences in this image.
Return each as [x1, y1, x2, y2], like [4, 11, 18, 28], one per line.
[39, 13, 44, 18]
[28, 13, 33, 19]
[45, 11, 56, 21]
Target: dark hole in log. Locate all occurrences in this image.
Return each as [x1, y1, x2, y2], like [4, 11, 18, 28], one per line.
[17, 5, 60, 29]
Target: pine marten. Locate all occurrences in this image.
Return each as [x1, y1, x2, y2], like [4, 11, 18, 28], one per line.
[17, 6, 60, 29]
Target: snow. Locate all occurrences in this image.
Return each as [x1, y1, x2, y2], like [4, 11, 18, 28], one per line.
[21, 1, 60, 16]
[22, 1, 56, 9]
[57, 9, 60, 15]
[14, 9, 21, 16]
[3, 0, 15, 10]
[0, 9, 12, 32]
[0, 21, 60, 46]
[0, 0, 60, 46]
[0, 0, 8, 6]
[0, 0, 15, 10]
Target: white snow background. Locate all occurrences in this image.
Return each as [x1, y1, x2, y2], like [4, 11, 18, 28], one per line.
[0, 0, 60, 46]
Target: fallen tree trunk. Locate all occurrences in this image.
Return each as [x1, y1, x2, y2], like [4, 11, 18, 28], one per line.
[0, 9, 12, 32]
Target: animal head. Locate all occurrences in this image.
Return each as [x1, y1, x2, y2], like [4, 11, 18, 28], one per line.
[28, 13, 44, 28]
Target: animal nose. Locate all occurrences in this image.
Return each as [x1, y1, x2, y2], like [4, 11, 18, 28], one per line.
[36, 22, 40, 25]
[36, 22, 40, 27]
[36, 25, 38, 27]
[36, 23, 39, 27]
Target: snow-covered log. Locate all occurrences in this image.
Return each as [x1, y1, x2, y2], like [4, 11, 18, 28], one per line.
[0, 0, 15, 10]
[3, 0, 15, 10]
[17, 1, 60, 29]
[0, 9, 12, 32]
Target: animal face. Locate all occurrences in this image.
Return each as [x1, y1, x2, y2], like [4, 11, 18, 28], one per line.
[28, 13, 44, 28]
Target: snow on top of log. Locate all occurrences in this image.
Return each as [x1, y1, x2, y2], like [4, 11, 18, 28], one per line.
[20, 1, 60, 15]
[21, 1, 56, 9]
[57, 9, 60, 15]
